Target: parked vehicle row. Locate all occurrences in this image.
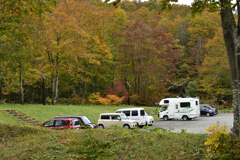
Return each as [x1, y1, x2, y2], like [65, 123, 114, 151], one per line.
[40, 97, 218, 131]
[40, 108, 155, 130]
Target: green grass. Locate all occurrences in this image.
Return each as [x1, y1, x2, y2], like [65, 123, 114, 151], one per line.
[0, 104, 160, 124]
[0, 104, 207, 160]
[0, 124, 207, 160]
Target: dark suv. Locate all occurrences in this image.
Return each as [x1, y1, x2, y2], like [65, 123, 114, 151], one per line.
[200, 104, 218, 115]
[55, 115, 97, 129]
[200, 106, 214, 116]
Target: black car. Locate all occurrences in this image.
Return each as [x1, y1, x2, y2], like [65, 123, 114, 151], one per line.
[55, 115, 97, 129]
[200, 104, 218, 115]
[200, 106, 214, 116]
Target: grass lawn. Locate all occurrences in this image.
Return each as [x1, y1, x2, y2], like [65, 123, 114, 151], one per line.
[0, 104, 207, 160]
[0, 104, 161, 124]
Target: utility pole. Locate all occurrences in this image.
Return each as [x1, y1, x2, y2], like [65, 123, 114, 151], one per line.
[127, 82, 130, 105]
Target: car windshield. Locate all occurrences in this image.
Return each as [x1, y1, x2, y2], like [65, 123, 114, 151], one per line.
[81, 116, 92, 124]
[145, 111, 148, 116]
[121, 114, 128, 120]
[160, 106, 168, 112]
[204, 106, 210, 109]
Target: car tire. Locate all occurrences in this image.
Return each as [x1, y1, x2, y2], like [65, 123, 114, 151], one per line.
[98, 124, 104, 129]
[124, 124, 130, 129]
[163, 116, 168, 121]
[182, 116, 188, 121]
[206, 113, 210, 117]
[145, 121, 148, 126]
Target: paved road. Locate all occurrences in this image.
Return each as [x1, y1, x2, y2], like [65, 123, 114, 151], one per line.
[152, 113, 233, 134]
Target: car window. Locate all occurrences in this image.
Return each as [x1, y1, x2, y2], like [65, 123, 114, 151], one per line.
[101, 115, 110, 119]
[123, 111, 130, 116]
[55, 120, 63, 126]
[63, 120, 69, 126]
[160, 106, 168, 112]
[132, 110, 138, 116]
[72, 119, 80, 126]
[180, 102, 190, 108]
[145, 111, 148, 116]
[111, 115, 120, 120]
[81, 116, 91, 124]
[140, 110, 145, 116]
[115, 111, 121, 113]
[43, 120, 54, 127]
[121, 114, 128, 120]
[205, 106, 210, 109]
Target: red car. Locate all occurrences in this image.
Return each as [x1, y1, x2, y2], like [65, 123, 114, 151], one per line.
[40, 118, 80, 130]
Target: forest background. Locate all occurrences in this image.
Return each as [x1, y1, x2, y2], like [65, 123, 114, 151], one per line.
[0, 0, 232, 107]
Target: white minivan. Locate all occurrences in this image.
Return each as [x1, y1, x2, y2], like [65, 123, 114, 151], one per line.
[115, 108, 154, 128]
[97, 113, 137, 129]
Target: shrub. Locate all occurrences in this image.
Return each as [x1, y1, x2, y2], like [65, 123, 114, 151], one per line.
[88, 92, 101, 105]
[89, 92, 124, 105]
[72, 94, 83, 105]
[204, 122, 240, 159]
[0, 98, 6, 104]
[98, 97, 111, 105]
[105, 94, 123, 105]
[58, 98, 73, 105]
[46, 97, 52, 105]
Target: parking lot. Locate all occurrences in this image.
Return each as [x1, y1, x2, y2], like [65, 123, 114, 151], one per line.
[152, 113, 233, 133]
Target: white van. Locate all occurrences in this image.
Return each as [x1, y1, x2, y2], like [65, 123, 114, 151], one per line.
[115, 108, 154, 128]
[158, 97, 200, 121]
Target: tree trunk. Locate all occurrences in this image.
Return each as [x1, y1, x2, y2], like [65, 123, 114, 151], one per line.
[20, 64, 24, 105]
[220, 0, 240, 136]
[79, 82, 83, 97]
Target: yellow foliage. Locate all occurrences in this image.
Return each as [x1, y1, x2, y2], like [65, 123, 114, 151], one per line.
[204, 122, 230, 158]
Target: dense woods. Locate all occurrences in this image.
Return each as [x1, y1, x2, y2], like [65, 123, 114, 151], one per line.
[0, 0, 232, 107]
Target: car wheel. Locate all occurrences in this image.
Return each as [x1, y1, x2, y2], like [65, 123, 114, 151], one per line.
[182, 116, 188, 121]
[138, 125, 144, 128]
[206, 113, 210, 117]
[98, 124, 104, 129]
[163, 116, 168, 121]
[145, 121, 148, 126]
[124, 124, 130, 129]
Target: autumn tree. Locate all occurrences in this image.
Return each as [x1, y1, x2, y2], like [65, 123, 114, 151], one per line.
[198, 27, 232, 104]
[155, 0, 240, 136]
[117, 20, 182, 105]
[0, 0, 57, 104]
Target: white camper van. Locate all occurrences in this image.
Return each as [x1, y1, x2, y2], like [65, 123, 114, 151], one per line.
[158, 97, 200, 121]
